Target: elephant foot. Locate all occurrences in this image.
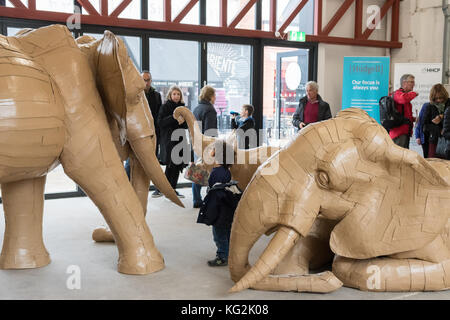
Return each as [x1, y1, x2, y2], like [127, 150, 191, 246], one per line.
[0, 248, 50, 269]
[250, 271, 343, 293]
[117, 248, 165, 275]
[92, 227, 115, 242]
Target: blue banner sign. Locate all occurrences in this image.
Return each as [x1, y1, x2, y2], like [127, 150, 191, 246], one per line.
[342, 57, 390, 123]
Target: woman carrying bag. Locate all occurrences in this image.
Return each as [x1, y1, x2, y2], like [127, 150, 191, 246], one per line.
[422, 84, 450, 158]
[155, 85, 189, 198]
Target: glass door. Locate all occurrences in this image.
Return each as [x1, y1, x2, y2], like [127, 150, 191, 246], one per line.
[262, 46, 309, 147]
[276, 49, 309, 141]
[206, 42, 252, 138]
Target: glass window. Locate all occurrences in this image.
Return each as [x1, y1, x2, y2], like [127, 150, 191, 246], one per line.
[262, 0, 314, 34]
[109, 0, 140, 19]
[172, 0, 199, 24]
[36, 0, 74, 13]
[6, 27, 24, 36]
[207, 42, 251, 137]
[148, 0, 164, 21]
[82, 33, 142, 71]
[6, 0, 27, 7]
[149, 38, 199, 109]
[263, 46, 309, 147]
[206, 0, 220, 27]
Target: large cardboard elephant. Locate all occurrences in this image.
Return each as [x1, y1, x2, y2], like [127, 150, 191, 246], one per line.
[0, 25, 182, 274]
[228, 108, 450, 293]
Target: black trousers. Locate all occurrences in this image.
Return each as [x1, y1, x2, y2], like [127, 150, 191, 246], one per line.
[165, 162, 183, 189]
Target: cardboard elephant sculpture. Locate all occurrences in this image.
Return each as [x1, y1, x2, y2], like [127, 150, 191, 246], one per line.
[75, 34, 184, 243]
[0, 25, 182, 274]
[173, 106, 280, 190]
[228, 107, 450, 293]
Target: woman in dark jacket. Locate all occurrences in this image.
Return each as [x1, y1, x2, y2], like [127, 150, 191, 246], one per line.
[191, 85, 218, 207]
[422, 84, 449, 158]
[155, 85, 189, 198]
[443, 101, 450, 160]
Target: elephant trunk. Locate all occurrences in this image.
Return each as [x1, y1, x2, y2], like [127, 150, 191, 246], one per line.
[129, 137, 184, 208]
[229, 226, 300, 293]
[173, 107, 216, 159]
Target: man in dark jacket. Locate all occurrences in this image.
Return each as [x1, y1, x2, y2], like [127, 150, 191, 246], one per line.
[292, 81, 332, 130]
[125, 71, 162, 179]
[231, 104, 256, 149]
[192, 85, 218, 208]
[142, 71, 162, 156]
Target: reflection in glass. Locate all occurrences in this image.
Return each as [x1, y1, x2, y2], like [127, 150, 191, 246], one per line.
[6, 27, 24, 36]
[207, 43, 251, 137]
[261, 0, 314, 34]
[149, 38, 199, 109]
[35, 0, 73, 13]
[108, 0, 141, 19]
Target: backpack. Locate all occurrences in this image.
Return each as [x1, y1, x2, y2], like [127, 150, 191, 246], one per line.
[379, 95, 410, 132]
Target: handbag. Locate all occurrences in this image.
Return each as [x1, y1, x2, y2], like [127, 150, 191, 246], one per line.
[435, 136, 447, 159]
[184, 160, 210, 186]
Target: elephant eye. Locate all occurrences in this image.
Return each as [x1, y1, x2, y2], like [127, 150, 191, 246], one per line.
[316, 171, 330, 189]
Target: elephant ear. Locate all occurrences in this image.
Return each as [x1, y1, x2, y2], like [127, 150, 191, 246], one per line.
[329, 114, 450, 259]
[95, 30, 127, 145]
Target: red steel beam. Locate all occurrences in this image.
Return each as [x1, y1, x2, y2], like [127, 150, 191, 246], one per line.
[8, 0, 26, 8]
[229, 0, 258, 29]
[220, 0, 227, 28]
[391, 0, 400, 42]
[100, 0, 108, 16]
[76, 0, 100, 16]
[354, 0, 363, 39]
[314, 0, 322, 35]
[164, 0, 171, 22]
[270, 0, 277, 32]
[362, 0, 395, 40]
[278, 0, 309, 34]
[110, 0, 132, 18]
[321, 0, 354, 36]
[28, 0, 36, 10]
[0, 6, 402, 49]
[173, 0, 199, 24]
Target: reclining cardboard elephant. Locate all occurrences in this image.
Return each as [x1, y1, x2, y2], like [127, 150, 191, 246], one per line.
[228, 108, 450, 293]
[0, 25, 183, 274]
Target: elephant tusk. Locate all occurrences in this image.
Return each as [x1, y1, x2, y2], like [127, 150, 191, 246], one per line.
[229, 226, 300, 293]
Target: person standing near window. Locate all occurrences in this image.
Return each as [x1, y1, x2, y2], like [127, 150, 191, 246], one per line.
[156, 85, 188, 198]
[192, 85, 217, 208]
[422, 84, 449, 158]
[125, 71, 162, 179]
[443, 99, 450, 160]
[390, 74, 418, 149]
[292, 81, 332, 130]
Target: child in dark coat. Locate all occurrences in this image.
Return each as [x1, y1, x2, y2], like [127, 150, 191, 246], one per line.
[197, 140, 241, 267]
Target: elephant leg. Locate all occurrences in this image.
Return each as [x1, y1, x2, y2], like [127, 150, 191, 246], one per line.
[272, 218, 336, 276]
[0, 176, 50, 269]
[61, 140, 164, 275]
[332, 255, 450, 292]
[92, 153, 150, 243]
[129, 152, 151, 214]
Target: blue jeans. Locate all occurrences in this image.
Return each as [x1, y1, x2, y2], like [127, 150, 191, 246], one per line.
[192, 183, 203, 205]
[124, 159, 130, 180]
[212, 225, 231, 261]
